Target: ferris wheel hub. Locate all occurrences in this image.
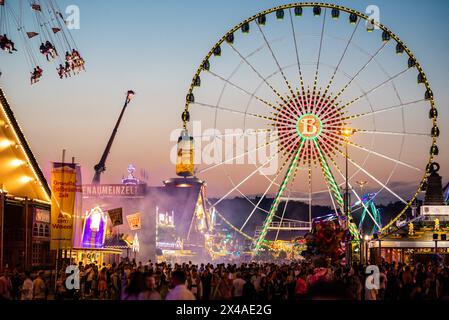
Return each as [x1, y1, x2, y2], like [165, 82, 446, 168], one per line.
[297, 114, 323, 140]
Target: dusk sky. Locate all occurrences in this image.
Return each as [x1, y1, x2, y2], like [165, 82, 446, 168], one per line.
[1, 0, 448, 199]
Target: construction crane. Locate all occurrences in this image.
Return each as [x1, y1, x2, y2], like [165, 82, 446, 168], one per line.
[92, 90, 135, 184]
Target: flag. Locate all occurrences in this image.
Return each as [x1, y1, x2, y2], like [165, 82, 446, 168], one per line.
[26, 32, 39, 39]
[52, 27, 61, 34]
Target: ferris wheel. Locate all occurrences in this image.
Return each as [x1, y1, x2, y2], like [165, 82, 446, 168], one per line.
[179, 3, 439, 253]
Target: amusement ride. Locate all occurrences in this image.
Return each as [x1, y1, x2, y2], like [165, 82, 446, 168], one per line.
[178, 3, 439, 258]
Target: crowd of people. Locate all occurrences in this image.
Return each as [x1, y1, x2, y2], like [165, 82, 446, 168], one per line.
[1, 257, 449, 301]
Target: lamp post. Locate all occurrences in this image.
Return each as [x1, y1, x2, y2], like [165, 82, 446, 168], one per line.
[342, 128, 354, 268]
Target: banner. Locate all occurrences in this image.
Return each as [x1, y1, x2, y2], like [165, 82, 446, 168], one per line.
[126, 212, 142, 231]
[82, 184, 146, 198]
[50, 163, 77, 250]
[108, 208, 124, 227]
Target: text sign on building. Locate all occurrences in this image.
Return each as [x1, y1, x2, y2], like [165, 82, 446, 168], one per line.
[421, 206, 449, 216]
[126, 212, 142, 231]
[108, 208, 124, 227]
[35, 208, 51, 223]
[82, 184, 146, 198]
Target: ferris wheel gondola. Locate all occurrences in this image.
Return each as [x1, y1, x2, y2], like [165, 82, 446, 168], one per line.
[179, 3, 439, 254]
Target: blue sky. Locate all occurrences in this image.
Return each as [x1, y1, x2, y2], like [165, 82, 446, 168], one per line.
[1, 0, 448, 194]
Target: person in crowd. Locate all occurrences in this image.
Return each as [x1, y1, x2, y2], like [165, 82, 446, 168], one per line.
[0, 270, 12, 300]
[165, 270, 196, 301]
[122, 271, 145, 300]
[32, 271, 46, 301]
[232, 272, 246, 301]
[140, 275, 161, 300]
[21, 271, 33, 301]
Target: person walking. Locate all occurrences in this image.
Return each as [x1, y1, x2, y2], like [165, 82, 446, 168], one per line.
[33, 271, 46, 301]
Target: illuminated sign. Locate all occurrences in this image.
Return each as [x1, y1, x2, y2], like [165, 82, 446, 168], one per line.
[421, 206, 449, 216]
[108, 208, 124, 227]
[297, 114, 322, 140]
[82, 184, 146, 198]
[82, 207, 108, 249]
[35, 208, 50, 223]
[126, 212, 142, 231]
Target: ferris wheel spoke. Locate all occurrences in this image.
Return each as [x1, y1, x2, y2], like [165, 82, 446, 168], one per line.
[330, 42, 388, 105]
[255, 20, 300, 107]
[211, 152, 279, 208]
[357, 130, 430, 137]
[240, 151, 295, 231]
[192, 128, 274, 140]
[207, 70, 282, 113]
[310, 8, 327, 115]
[254, 139, 306, 253]
[193, 101, 276, 122]
[275, 191, 291, 242]
[315, 19, 362, 114]
[228, 43, 290, 106]
[310, 141, 338, 216]
[340, 99, 426, 121]
[323, 19, 361, 98]
[198, 132, 280, 175]
[335, 148, 407, 204]
[324, 131, 421, 172]
[324, 155, 382, 230]
[288, 8, 306, 98]
[336, 67, 411, 113]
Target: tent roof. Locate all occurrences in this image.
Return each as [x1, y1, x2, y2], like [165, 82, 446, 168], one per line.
[0, 88, 51, 202]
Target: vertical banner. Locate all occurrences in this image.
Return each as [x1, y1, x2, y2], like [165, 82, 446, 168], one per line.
[50, 163, 77, 250]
